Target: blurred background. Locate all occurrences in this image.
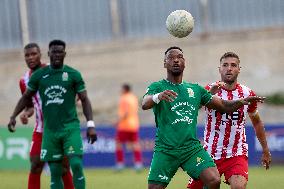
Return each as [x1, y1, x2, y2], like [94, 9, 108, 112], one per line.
[0, 0, 284, 188]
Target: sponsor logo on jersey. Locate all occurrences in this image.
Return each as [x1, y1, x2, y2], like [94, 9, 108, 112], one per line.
[171, 101, 195, 125]
[158, 174, 169, 180]
[77, 176, 84, 180]
[44, 85, 67, 106]
[52, 154, 63, 159]
[42, 74, 49, 79]
[62, 72, 68, 81]
[46, 91, 63, 99]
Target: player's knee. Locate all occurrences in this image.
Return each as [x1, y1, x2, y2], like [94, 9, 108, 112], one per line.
[30, 160, 44, 174]
[70, 161, 81, 172]
[49, 162, 63, 177]
[206, 175, 221, 188]
[62, 166, 69, 175]
[229, 175, 247, 189]
[69, 156, 83, 173]
[148, 183, 166, 189]
[230, 182, 246, 189]
[116, 142, 123, 149]
[61, 158, 70, 175]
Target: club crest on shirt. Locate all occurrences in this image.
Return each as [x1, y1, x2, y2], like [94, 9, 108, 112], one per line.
[196, 156, 205, 166]
[187, 88, 195, 98]
[62, 72, 68, 81]
[68, 146, 75, 154]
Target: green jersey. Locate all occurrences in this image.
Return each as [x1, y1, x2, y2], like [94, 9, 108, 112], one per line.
[145, 79, 212, 151]
[28, 65, 85, 131]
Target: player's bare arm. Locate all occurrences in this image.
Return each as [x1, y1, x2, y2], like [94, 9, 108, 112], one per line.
[20, 107, 34, 125]
[8, 89, 36, 132]
[206, 95, 265, 113]
[78, 90, 97, 144]
[249, 111, 272, 169]
[20, 99, 34, 124]
[141, 90, 177, 110]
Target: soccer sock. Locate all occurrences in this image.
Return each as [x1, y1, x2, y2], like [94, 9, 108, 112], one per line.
[115, 149, 124, 163]
[28, 172, 41, 189]
[69, 156, 85, 189]
[134, 149, 142, 163]
[62, 169, 74, 189]
[49, 161, 64, 189]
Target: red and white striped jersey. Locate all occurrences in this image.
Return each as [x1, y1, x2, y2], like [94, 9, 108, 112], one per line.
[19, 68, 44, 133]
[203, 82, 257, 160]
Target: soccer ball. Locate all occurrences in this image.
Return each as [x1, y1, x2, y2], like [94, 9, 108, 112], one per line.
[166, 10, 194, 38]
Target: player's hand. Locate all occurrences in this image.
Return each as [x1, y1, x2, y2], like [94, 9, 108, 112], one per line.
[20, 112, 29, 124]
[209, 81, 226, 95]
[87, 127, 97, 144]
[262, 150, 272, 170]
[8, 117, 16, 132]
[159, 90, 178, 102]
[242, 96, 266, 105]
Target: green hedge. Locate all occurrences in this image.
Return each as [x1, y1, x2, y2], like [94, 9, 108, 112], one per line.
[265, 92, 284, 105]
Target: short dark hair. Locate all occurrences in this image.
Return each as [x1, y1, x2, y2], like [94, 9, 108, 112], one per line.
[49, 39, 66, 49]
[122, 83, 131, 92]
[165, 46, 183, 55]
[24, 43, 40, 51]
[220, 52, 240, 63]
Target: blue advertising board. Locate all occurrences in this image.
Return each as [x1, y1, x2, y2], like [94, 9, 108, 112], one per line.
[81, 126, 155, 168]
[81, 125, 284, 168]
[1, 125, 284, 170]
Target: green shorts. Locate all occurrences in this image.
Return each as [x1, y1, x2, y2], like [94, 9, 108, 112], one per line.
[148, 146, 215, 185]
[40, 127, 83, 161]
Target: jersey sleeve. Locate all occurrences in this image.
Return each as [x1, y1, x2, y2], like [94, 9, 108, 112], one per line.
[204, 84, 211, 91]
[27, 70, 41, 92]
[19, 78, 26, 94]
[199, 84, 213, 105]
[143, 82, 161, 97]
[247, 90, 258, 113]
[73, 71, 86, 93]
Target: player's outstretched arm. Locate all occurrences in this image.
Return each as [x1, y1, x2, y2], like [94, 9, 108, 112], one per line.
[8, 89, 36, 132]
[141, 90, 177, 110]
[208, 82, 226, 95]
[249, 111, 271, 169]
[206, 95, 265, 113]
[78, 90, 97, 144]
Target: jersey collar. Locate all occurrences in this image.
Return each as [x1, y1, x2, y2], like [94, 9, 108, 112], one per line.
[164, 79, 184, 86]
[49, 65, 65, 72]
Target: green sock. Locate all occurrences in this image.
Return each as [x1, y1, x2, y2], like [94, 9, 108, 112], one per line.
[48, 161, 63, 189]
[69, 156, 85, 189]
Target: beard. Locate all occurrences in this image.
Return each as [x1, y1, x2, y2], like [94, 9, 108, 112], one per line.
[223, 75, 237, 84]
[170, 67, 184, 76]
[225, 80, 235, 85]
[171, 70, 182, 76]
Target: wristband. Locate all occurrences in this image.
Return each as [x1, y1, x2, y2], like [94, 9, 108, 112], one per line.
[152, 93, 161, 104]
[87, 120, 95, 128]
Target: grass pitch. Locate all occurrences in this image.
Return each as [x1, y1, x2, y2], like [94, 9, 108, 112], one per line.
[1, 166, 283, 189]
